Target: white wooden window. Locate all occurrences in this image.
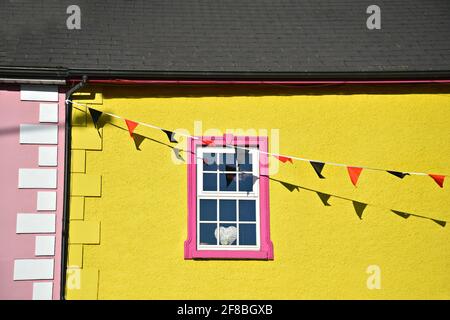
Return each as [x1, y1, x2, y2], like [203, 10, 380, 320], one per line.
[196, 146, 260, 251]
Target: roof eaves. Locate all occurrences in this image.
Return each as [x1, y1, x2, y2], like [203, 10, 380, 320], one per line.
[2, 66, 450, 82]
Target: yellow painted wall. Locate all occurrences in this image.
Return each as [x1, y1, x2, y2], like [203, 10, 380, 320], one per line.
[66, 84, 450, 299]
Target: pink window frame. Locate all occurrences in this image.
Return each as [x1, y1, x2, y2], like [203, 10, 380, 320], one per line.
[184, 134, 274, 260]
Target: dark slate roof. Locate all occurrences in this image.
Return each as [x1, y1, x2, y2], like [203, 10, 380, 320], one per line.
[1, 0, 450, 79]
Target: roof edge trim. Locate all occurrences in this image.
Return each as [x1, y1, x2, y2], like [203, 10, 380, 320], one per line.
[1, 67, 450, 82]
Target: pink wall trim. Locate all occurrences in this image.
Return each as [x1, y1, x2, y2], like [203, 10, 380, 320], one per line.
[184, 134, 274, 260]
[0, 85, 65, 299]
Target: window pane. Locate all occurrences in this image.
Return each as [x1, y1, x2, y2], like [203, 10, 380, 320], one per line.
[237, 150, 252, 172]
[203, 153, 217, 171]
[217, 224, 237, 245]
[199, 223, 217, 245]
[239, 200, 256, 221]
[219, 173, 236, 191]
[239, 224, 257, 246]
[203, 173, 217, 191]
[200, 199, 217, 221]
[219, 200, 236, 221]
[238, 173, 255, 192]
[219, 153, 237, 171]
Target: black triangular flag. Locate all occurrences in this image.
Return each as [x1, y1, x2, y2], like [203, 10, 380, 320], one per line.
[310, 161, 325, 179]
[132, 133, 146, 151]
[225, 173, 236, 186]
[88, 108, 103, 129]
[239, 173, 259, 186]
[279, 181, 299, 192]
[391, 210, 411, 219]
[317, 192, 331, 206]
[431, 219, 446, 227]
[173, 148, 184, 162]
[387, 171, 410, 179]
[162, 129, 178, 143]
[352, 201, 367, 220]
[225, 165, 236, 171]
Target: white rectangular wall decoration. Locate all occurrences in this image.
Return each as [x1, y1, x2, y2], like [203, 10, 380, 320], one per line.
[20, 124, 58, 145]
[20, 85, 58, 102]
[32, 282, 53, 300]
[38, 146, 58, 166]
[18, 169, 57, 189]
[37, 191, 57, 211]
[39, 103, 59, 123]
[35, 236, 56, 256]
[13, 259, 54, 280]
[16, 214, 56, 234]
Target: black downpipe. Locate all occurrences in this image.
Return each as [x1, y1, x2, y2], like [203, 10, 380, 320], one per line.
[60, 75, 87, 300]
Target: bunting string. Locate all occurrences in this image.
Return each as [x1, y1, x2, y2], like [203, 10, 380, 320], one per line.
[67, 99, 448, 226]
[72, 100, 195, 139]
[67, 99, 447, 188]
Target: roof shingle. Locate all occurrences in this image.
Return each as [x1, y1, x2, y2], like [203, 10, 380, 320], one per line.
[1, 0, 449, 78]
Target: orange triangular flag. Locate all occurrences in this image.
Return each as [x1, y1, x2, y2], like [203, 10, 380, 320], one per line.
[125, 119, 138, 137]
[429, 174, 445, 188]
[274, 155, 293, 164]
[202, 139, 214, 146]
[347, 167, 363, 186]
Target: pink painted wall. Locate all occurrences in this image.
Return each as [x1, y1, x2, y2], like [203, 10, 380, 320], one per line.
[0, 85, 65, 300]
